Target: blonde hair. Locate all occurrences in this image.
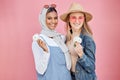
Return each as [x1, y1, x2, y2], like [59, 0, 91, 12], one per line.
[65, 13, 93, 42]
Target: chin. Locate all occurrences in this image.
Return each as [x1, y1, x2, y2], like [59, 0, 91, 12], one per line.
[50, 27, 56, 30]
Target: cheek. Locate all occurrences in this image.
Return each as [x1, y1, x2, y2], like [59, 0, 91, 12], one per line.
[69, 16, 76, 22]
[70, 18, 76, 23]
[46, 19, 50, 25]
[55, 19, 58, 24]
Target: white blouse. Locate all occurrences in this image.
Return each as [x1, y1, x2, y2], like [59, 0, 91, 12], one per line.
[32, 34, 65, 74]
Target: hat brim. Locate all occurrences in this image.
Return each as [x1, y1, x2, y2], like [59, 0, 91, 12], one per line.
[60, 11, 92, 22]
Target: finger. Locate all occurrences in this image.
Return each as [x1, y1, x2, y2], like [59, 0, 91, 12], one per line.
[40, 40, 43, 44]
[37, 39, 42, 42]
[37, 39, 40, 44]
[41, 41, 46, 47]
[37, 39, 44, 46]
[75, 42, 80, 46]
[79, 45, 83, 49]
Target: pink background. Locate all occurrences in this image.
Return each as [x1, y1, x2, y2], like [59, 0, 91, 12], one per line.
[0, 0, 120, 80]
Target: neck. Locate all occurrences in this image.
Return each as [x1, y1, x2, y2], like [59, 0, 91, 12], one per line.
[71, 30, 81, 39]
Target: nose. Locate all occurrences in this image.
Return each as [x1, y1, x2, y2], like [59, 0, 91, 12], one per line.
[51, 19, 56, 23]
[76, 18, 80, 24]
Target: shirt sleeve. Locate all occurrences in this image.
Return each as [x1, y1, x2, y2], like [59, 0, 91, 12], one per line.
[77, 36, 96, 73]
[32, 40, 50, 75]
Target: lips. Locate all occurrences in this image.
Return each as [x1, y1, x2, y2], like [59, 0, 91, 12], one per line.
[51, 23, 56, 26]
[73, 23, 81, 27]
[48, 23, 57, 28]
[49, 23, 55, 27]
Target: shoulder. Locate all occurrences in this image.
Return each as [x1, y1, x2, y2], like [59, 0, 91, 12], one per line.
[82, 34, 96, 48]
[82, 34, 94, 42]
[40, 34, 59, 47]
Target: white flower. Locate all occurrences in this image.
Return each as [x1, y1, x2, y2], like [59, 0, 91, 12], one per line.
[73, 36, 82, 43]
[73, 36, 82, 47]
[33, 34, 39, 41]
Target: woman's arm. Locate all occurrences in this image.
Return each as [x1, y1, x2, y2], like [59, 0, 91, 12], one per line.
[77, 36, 96, 73]
[32, 39, 50, 75]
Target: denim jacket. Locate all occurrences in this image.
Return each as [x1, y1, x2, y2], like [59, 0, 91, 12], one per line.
[74, 34, 97, 80]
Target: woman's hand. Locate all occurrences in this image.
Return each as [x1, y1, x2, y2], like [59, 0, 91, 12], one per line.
[37, 39, 48, 53]
[74, 42, 83, 58]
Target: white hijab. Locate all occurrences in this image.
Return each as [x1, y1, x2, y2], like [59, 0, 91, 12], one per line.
[39, 7, 71, 70]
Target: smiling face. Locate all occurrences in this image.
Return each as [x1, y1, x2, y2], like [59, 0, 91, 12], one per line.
[46, 11, 58, 30]
[69, 12, 84, 32]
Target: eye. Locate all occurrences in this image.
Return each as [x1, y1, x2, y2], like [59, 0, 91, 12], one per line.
[70, 16, 76, 19]
[47, 17, 52, 20]
[79, 16, 84, 19]
[54, 16, 58, 19]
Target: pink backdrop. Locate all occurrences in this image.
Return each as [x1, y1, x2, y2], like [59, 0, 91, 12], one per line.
[0, 0, 120, 80]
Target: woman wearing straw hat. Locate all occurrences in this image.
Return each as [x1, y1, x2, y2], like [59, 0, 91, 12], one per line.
[32, 4, 72, 80]
[60, 2, 97, 80]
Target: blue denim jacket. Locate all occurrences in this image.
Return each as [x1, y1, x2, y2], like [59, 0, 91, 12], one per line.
[73, 34, 97, 80]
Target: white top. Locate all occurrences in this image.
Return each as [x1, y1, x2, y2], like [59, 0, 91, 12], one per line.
[32, 34, 65, 74]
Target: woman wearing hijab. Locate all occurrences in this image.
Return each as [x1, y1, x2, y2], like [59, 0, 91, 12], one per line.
[60, 2, 97, 80]
[32, 4, 71, 80]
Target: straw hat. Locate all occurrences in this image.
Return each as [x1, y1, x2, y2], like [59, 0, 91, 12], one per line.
[60, 2, 92, 22]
